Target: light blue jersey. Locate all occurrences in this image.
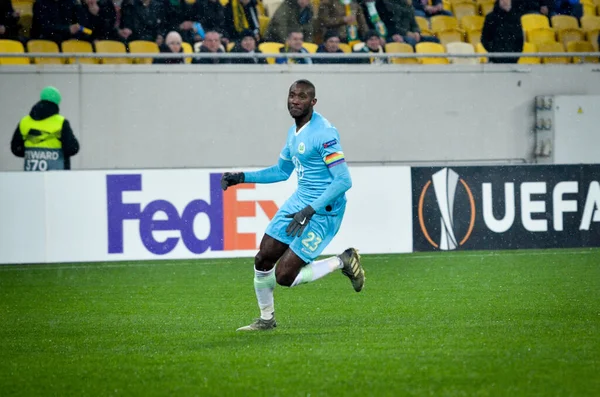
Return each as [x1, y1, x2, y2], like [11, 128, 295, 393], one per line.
[243, 111, 352, 262]
[279, 111, 347, 215]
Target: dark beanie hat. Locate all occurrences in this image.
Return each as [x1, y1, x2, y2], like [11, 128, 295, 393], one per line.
[363, 29, 380, 41]
[323, 30, 340, 41]
[241, 29, 256, 39]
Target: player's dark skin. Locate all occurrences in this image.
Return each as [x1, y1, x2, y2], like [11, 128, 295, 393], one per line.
[254, 82, 318, 286]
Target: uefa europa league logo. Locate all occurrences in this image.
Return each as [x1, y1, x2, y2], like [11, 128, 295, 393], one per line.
[418, 168, 476, 250]
[432, 168, 460, 250]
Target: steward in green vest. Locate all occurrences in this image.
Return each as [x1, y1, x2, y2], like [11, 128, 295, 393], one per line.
[11, 86, 80, 171]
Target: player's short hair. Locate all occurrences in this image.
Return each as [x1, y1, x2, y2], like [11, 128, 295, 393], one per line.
[292, 79, 316, 99]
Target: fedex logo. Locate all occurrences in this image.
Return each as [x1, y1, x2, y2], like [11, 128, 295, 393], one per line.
[106, 174, 278, 255]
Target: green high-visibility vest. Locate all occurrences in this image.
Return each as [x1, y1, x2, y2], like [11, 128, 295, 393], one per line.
[19, 114, 66, 171]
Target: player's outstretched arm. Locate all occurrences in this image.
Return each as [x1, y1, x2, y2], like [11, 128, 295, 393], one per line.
[220, 157, 294, 191]
[243, 157, 294, 185]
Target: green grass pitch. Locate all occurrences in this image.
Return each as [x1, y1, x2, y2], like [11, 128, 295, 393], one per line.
[1, 248, 599, 396]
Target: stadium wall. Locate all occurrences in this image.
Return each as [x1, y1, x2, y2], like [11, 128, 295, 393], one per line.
[1, 64, 600, 172]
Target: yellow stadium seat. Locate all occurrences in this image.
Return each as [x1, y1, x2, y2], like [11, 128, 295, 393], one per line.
[583, 3, 596, 16]
[558, 28, 586, 47]
[384, 42, 418, 64]
[567, 40, 599, 63]
[475, 41, 488, 63]
[467, 29, 482, 46]
[443, 0, 451, 12]
[537, 41, 569, 63]
[94, 40, 130, 64]
[338, 43, 351, 53]
[518, 42, 541, 64]
[479, 1, 494, 15]
[258, 42, 284, 64]
[61, 39, 97, 64]
[181, 42, 193, 63]
[446, 41, 477, 64]
[551, 15, 579, 30]
[128, 40, 159, 64]
[527, 27, 557, 45]
[226, 42, 235, 51]
[259, 15, 270, 37]
[415, 42, 449, 64]
[415, 16, 433, 36]
[438, 29, 464, 45]
[415, 16, 429, 31]
[588, 29, 599, 50]
[461, 15, 485, 31]
[26, 39, 62, 64]
[453, 3, 477, 22]
[521, 14, 550, 40]
[302, 42, 318, 53]
[580, 15, 600, 31]
[0, 39, 29, 65]
[430, 15, 459, 33]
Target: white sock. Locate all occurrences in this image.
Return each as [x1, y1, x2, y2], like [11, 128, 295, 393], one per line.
[254, 267, 276, 320]
[291, 256, 343, 287]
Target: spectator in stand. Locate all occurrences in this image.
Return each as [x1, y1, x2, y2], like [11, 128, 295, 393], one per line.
[276, 30, 312, 64]
[77, 0, 122, 42]
[163, 0, 205, 46]
[192, 30, 228, 63]
[383, 0, 440, 47]
[264, 0, 313, 43]
[153, 30, 185, 63]
[412, 0, 452, 18]
[352, 29, 386, 63]
[0, 0, 21, 41]
[482, 0, 523, 63]
[31, 0, 82, 43]
[316, 0, 369, 43]
[196, 0, 228, 41]
[514, 0, 554, 16]
[314, 30, 352, 63]
[230, 28, 266, 63]
[225, 0, 261, 42]
[120, 0, 166, 45]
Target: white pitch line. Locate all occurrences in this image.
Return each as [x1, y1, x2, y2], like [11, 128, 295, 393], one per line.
[0, 249, 597, 272]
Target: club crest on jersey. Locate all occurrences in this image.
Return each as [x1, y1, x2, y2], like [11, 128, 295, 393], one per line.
[323, 139, 338, 148]
[298, 142, 306, 154]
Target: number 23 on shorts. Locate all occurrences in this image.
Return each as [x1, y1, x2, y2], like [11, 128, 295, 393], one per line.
[301, 231, 322, 252]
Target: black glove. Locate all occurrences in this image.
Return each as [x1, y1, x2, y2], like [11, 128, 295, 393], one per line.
[285, 205, 316, 237]
[221, 172, 245, 191]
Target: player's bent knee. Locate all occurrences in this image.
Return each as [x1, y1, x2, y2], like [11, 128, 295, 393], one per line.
[275, 266, 296, 287]
[254, 251, 275, 272]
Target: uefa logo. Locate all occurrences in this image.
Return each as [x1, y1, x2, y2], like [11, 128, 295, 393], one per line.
[417, 168, 476, 250]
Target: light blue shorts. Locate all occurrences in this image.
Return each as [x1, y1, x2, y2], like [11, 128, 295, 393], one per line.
[265, 198, 346, 263]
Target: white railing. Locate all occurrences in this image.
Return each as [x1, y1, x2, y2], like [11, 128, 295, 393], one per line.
[1, 51, 599, 62]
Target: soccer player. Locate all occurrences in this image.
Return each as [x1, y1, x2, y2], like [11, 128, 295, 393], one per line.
[221, 79, 365, 331]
